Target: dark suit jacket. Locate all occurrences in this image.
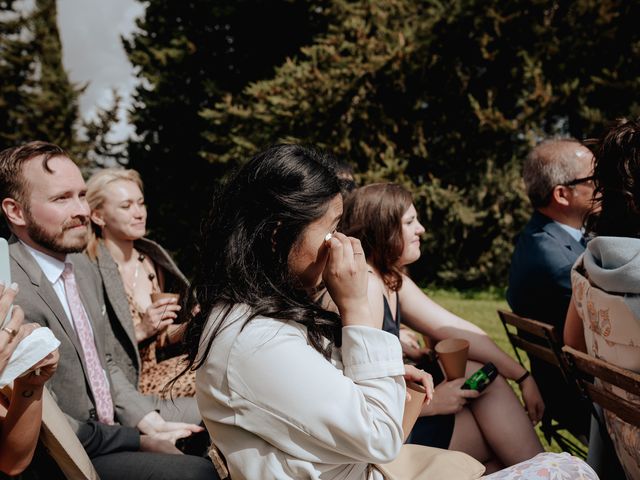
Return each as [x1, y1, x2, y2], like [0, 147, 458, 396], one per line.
[9, 237, 154, 431]
[507, 211, 584, 328]
[506, 211, 589, 435]
[91, 238, 189, 387]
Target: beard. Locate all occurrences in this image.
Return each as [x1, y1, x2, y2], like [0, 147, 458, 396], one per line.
[24, 210, 89, 254]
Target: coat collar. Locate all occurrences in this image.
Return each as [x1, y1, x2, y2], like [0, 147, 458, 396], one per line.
[531, 211, 585, 253]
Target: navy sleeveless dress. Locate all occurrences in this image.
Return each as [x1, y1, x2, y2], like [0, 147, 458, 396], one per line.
[382, 294, 455, 449]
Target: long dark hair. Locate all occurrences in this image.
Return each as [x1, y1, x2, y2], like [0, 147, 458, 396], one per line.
[341, 183, 413, 291]
[180, 144, 343, 376]
[586, 117, 640, 238]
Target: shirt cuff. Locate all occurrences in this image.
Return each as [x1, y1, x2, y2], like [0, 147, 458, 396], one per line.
[341, 325, 404, 381]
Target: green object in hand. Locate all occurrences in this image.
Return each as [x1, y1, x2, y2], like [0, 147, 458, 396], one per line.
[461, 362, 498, 392]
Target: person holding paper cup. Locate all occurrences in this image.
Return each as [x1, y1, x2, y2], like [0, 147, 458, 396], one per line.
[0, 282, 59, 476]
[341, 183, 544, 473]
[85, 168, 195, 398]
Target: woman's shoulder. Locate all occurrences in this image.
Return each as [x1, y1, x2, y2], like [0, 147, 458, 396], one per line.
[207, 305, 308, 348]
[238, 315, 309, 348]
[135, 237, 188, 283]
[87, 239, 114, 268]
[366, 267, 385, 294]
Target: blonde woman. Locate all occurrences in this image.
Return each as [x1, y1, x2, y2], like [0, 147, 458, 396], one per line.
[86, 168, 195, 400]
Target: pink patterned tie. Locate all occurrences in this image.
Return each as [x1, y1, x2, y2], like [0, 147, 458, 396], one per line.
[62, 263, 114, 424]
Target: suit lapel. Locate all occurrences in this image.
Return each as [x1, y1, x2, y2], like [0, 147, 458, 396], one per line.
[538, 215, 585, 255]
[8, 238, 85, 357]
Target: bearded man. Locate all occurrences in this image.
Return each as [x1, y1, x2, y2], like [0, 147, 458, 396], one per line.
[0, 141, 216, 480]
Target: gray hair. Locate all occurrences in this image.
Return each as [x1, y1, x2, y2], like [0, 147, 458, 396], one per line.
[523, 138, 586, 208]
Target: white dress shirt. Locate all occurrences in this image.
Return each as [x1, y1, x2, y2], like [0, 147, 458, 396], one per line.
[21, 241, 75, 324]
[196, 304, 406, 480]
[553, 221, 584, 243]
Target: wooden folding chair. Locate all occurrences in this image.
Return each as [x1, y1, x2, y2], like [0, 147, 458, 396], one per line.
[497, 309, 589, 458]
[562, 346, 640, 428]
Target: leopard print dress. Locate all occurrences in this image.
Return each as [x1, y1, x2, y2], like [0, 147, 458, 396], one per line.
[128, 293, 196, 398]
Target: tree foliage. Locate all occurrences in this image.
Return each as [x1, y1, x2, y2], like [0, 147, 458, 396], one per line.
[0, 0, 88, 157]
[200, 0, 640, 287]
[125, 0, 328, 272]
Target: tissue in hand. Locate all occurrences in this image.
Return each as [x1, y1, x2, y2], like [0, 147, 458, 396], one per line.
[0, 327, 60, 387]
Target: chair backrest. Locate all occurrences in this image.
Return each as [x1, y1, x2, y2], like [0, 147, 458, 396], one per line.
[562, 346, 640, 428]
[497, 309, 566, 372]
[39, 387, 101, 479]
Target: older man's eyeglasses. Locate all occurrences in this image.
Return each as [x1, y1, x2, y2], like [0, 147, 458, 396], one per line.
[563, 176, 594, 187]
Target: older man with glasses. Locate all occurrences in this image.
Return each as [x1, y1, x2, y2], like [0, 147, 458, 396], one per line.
[506, 138, 596, 443]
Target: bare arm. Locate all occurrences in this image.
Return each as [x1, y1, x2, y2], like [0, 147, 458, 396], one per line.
[564, 294, 587, 352]
[399, 275, 545, 423]
[398, 275, 526, 381]
[0, 346, 58, 476]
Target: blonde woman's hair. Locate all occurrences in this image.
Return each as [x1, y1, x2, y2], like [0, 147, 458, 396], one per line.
[85, 168, 144, 260]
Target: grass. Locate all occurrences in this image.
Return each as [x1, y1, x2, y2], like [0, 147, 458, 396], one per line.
[424, 288, 573, 454]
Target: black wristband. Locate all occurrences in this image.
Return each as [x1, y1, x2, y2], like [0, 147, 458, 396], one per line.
[515, 370, 530, 385]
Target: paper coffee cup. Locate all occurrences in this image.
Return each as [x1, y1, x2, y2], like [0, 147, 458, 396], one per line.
[402, 380, 427, 441]
[150, 292, 180, 304]
[435, 338, 469, 380]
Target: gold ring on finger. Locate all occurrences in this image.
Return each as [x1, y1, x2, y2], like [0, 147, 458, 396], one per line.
[1, 326, 17, 341]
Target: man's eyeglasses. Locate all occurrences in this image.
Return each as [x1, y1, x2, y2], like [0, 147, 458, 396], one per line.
[563, 176, 594, 187]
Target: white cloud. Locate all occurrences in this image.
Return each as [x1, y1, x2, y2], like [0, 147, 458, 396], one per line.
[57, 0, 145, 142]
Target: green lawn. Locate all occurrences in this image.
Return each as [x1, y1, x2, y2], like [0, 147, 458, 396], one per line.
[425, 288, 576, 454]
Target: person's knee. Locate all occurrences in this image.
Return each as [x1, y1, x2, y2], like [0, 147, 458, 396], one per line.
[465, 360, 483, 375]
[92, 452, 218, 480]
[178, 456, 219, 480]
[484, 373, 511, 396]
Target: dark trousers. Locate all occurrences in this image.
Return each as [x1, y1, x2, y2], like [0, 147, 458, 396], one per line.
[91, 451, 218, 480]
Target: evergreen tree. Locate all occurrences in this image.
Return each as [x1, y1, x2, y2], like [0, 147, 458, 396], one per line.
[201, 0, 640, 287]
[125, 0, 327, 273]
[0, 0, 36, 149]
[0, 0, 86, 158]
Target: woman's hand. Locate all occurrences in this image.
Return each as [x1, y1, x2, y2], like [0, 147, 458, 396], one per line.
[399, 327, 421, 350]
[136, 298, 181, 342]
[404, 364, 434, 405]
[399, 327, 426, 362]
[322, 233, 373, 327]
[519, 375, 545, 425]
[137, 410, 204, 444]
[421, 378, 479, 416]
[15, 349, 59, 389]
[0, 283, 30, 374]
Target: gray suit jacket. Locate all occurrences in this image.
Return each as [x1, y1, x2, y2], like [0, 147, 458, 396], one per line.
[92, 238, 190, 386]
[9, 237, 154, 431]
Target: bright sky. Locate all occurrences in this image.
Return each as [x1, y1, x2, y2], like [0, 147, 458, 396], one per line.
[57, 0, 145, 142]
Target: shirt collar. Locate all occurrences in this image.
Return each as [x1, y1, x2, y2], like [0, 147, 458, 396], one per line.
[20, 241, 68, 284]
[553, 221, 584, 242]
